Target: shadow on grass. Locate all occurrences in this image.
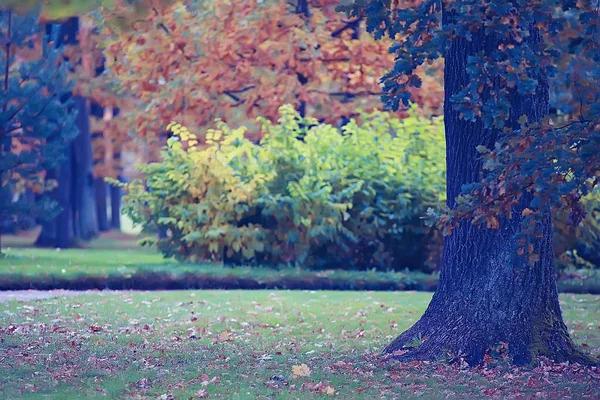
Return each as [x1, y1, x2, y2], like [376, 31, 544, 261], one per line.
[0, 271, 440, 291]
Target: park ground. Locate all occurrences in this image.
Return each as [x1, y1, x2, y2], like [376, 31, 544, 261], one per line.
[1, 231, 600, 398]
[0, 290, 599, 399]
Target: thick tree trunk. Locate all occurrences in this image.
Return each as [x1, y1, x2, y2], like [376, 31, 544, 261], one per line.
[91, 102, 112, 232]
[384, 11, 590, 366]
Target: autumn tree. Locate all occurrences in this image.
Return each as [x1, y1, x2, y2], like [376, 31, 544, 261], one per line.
[340, 0, 599, 365]
[0, 8, 78, 252]
[0, 1, 204, 238]
[93, 0, 442, 160]
[8, 0, 441, 226]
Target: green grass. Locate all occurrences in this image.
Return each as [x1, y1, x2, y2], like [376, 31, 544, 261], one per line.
[3, 247, 600, 294]
[0, 248, 438, 291]
[0, 291, 599, 399]
[1, 248, 163, 278]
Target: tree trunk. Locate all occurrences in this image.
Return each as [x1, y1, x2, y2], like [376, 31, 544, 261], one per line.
[17, 190, 36, 230]
[36, 18, 82, 248]
[384, 10, 590, 366]
[110, 176, 121, 230]
[95, 177, 109, 231]
[72, 96, 98, 240]
[36, 154, 74, 248]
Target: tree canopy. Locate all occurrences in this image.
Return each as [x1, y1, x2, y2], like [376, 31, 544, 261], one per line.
[88, 0, 442, 163]
[0, 9, 79, 251]
[339, 0, 600, 263]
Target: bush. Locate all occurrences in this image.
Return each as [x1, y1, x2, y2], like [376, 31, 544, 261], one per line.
[115, 105, 446, 270]
[554, 187, 600, 276]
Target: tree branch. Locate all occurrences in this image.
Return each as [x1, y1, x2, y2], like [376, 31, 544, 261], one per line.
[320, 58, 352, 63]
[222, 86, 256, 102]
[331, 17, 362, 38]
[309, 89, 383, 97]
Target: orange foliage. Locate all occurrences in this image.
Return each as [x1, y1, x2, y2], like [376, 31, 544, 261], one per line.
[74, 0, 442, 172]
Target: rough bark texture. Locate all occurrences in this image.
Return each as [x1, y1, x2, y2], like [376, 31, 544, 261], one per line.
[384, 8, 592, 366]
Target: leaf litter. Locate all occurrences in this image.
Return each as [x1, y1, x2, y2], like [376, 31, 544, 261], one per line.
[0, 290, 598, 398]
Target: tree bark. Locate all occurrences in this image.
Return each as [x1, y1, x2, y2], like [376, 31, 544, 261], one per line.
[95, 177, 109, 231]
[72, 96, 98, 240]
[36, 18, 90, 248]
[36, 153, 74, 248]
[110, 176, 122, 230]
[384, 8, 592, 366]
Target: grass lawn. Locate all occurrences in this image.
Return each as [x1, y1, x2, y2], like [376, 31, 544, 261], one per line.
[2, 246, 599, 294]
[0, 247, 438, 292]
[0, 290, 599, 399]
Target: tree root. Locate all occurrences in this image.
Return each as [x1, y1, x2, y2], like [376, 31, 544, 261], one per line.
[381, 321, 599, 367]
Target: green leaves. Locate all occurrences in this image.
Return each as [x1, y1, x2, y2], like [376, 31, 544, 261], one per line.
[345, 0, 600, 264]
[118, 105, 445, 271]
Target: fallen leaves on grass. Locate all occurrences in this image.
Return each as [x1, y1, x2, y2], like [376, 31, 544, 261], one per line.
[301, 381, 336, 395]
[0, 292, 598, 399]
[292, 363, 311, 378]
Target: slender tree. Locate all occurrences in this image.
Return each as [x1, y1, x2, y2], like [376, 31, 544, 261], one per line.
[0, 8, 77, 252]
[36, 17, 98, 247]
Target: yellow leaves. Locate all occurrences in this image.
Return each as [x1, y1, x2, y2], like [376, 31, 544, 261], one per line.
[205, 129, 223, 144]
[208, 241, 219, 254]
[291, 364, 311, 378]
[168, 122, 197, 143]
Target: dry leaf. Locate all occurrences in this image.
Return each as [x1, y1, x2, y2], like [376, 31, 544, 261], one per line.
[292, 363, 311, 378]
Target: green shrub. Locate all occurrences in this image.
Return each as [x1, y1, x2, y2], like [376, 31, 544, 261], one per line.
[115, 105, 446, 270]
[554, 187, 600, 276]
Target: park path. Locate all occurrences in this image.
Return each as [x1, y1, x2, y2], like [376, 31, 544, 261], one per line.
[0, 290, 120, 303]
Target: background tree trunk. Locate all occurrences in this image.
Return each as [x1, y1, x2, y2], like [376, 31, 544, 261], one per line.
[95, 177, 109, 231]
[384, 11, 589, 366]
[110, 175, 122, 230]
[36, 154, 74, 248]
[72, 96, 98, 240]
[36, 18, 98, 247]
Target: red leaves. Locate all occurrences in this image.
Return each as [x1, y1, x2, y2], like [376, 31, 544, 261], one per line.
[141, 82, 159, 93]
[300, 381, 335, 395]
[90, 0, 443, 170]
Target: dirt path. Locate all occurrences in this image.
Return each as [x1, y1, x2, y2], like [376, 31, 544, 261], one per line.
[0, 290, 107, 303]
